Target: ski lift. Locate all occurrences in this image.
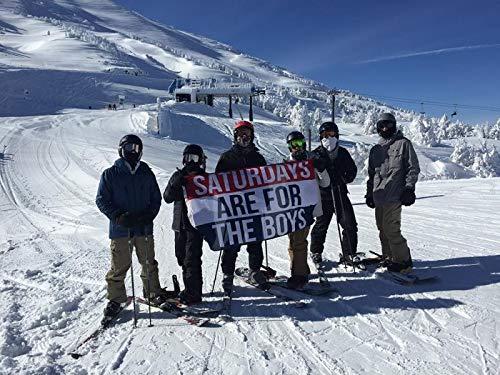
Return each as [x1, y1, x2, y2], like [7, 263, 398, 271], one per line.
[419, 102, 425, 115]
[451, 104, 457, 117]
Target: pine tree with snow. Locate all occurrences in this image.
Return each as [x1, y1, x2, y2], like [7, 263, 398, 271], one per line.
[289, 101, 311, 133]
[312, 108, 322, 132]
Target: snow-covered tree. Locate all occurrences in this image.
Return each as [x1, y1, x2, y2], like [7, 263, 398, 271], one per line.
[363, 110, 378, 135]
[312, 108, 322, 132]
[405, 115, 440, 146]
[450, 140, 500, 177]
[289, 101, 311, 133]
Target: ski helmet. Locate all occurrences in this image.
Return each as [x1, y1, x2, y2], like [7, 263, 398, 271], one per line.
[376, 113, 397, 138]
[182, 144, 206, 168]
[234, 120, 254, 146]
[318, 121, 339, 139]
[286, 131, 305, 144]
[118, 134, 143, 158]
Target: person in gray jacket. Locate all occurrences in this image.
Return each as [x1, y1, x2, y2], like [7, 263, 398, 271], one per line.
[365, 113, 420, 273]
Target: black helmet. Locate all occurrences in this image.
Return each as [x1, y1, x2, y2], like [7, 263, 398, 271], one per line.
[286, 131, 305, 144]
[182, 144, 206, 166]
[118, 134, 143, 158]
[318, 121, 339, 137]
[377, 113, 396, 126]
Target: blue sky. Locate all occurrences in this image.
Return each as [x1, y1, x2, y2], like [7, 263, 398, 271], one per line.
[116, 0, 500, 124]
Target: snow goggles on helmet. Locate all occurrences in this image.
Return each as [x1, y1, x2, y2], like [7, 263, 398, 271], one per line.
[122, 143, 141, 153]
[288, 139, 306, 148]
[183, 153, 202, 164]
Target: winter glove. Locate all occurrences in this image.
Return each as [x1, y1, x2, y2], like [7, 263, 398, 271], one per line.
[400, 188, 416, 206]
[311, 153, 327, 171]
[115, 212, 138, 228]
[170, 169, 186, 189]
[135, 209, 156, 226]
[365, 194, 375, 209]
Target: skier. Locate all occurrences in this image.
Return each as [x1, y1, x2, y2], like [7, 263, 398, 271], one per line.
[284, 131, 330, 289]
[163, 144, 207, 304]
[310, 121, 358, 266]
[96, 134, 166, 320]
[365, 113, 420, 273]
[215, 120, 267, 295]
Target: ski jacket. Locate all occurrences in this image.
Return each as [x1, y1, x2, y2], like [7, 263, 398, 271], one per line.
[163, 169, 199, 232]
[215, 144, 267, 173]
[313, 145, 357, 201]
[366, 130, 420, 206]
[96, 158, 161, 239]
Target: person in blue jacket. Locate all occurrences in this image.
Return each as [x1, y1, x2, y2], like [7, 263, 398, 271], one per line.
[96, 134, 166, 320]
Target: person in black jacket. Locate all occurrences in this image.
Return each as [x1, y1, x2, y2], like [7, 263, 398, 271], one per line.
[215, 120, 267, 295]
[310, 122, 359, 266]
[96, 134, 166, 320]
[163, 144, 207, 304]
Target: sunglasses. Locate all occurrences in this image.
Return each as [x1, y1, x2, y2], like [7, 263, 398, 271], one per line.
[183, 154, 201, 163]
[122, 143, 141, 153]
[288, 139, 306, 148]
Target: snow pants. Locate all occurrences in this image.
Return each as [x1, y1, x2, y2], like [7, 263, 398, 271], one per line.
[310, 194, 358, 257]
[375, 203, 411, 263]
[106, 235, 163, 303]
[288, 226, 311, 277]
[174, 229, 203, 300]
[221, 242, 264, 276]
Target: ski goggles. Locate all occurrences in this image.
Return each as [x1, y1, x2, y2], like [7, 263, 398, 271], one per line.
[321, 130, 338, 138]
[183, 153, 202, 164]
[376, 120, 395, 130]
[288, 139, 306, 149]
[122, 143, 141, 153]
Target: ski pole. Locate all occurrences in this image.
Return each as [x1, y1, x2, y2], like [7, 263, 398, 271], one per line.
[210, 250, 223, 296]
[144, 228, 153, 327]
[265, 240, 269, 268]
[128, 229, 138, 328]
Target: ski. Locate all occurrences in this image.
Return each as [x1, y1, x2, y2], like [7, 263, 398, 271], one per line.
[135, 297, 210, 327]
[68, 296, 134, 359]
[234, 267, 308, 308]
[161, 298, 223, 317]
[269, 278, 337, 297]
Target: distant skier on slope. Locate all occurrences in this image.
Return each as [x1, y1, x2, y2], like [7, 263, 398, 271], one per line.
[163, 144, 207, 304]
[365, 113, 420, 273]
[283, 131, 330, 289]
[96, 134, 168, 320]
[215, 120, 268, 296]
[310, 122, 359, 266]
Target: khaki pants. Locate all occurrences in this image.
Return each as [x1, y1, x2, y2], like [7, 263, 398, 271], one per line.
[106, 235, 163, 303]
[288, 226, 311, 277]
[375, 203, 411, 263]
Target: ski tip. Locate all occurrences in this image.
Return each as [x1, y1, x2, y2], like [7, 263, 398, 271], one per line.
[69, 352, 83, 359]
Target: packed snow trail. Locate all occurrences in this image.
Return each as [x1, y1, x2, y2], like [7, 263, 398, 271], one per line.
[0, 108, 498, 374]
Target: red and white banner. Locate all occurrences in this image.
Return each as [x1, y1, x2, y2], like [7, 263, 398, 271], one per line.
[184, 160, 321, 250]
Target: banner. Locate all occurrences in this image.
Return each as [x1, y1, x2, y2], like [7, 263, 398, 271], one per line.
[184, 160, 321, 250]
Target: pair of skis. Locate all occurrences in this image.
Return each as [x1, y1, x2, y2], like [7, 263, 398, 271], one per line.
[68, 296, 223, 359]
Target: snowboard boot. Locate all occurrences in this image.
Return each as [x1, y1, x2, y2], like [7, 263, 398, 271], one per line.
[286, 275, 308, 290]
[248, 269, 269, 289]
[178, 289, 202, 305]
[222, 274, 234, 297]
[387, 259, 413, 274]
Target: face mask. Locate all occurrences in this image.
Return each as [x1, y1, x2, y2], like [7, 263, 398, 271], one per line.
[123, 151, 140, 167]
[321, 137, 338, 151]
[291, 150, 307, 161]
[236, 134, 251, 148]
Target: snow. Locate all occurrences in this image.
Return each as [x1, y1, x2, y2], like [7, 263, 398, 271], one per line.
[0, 0, 499, 373]
[0, 105, 499, 374]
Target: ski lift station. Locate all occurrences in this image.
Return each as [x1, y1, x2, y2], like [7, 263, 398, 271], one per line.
[168, 78, 265, 121]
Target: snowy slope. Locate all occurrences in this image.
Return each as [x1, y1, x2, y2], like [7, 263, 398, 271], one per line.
[0, 105, 499, 374]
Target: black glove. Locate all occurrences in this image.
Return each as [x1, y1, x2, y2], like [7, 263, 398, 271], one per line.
[170, 169, 186, 189]
[365, 194, 375, 209]
[400, 188, 416, 206]
[115, 212, 139, 228]
[291, 150, 307, 161]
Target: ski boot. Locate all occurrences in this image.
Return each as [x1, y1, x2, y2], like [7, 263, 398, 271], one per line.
[101, 300, 123, 325]
[387, 259, 413, 274]
[178, 290, 202, 305]
[311, 252, 323, 267]
[248, 269, 270, 289]
[222, 274, 234, 297]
